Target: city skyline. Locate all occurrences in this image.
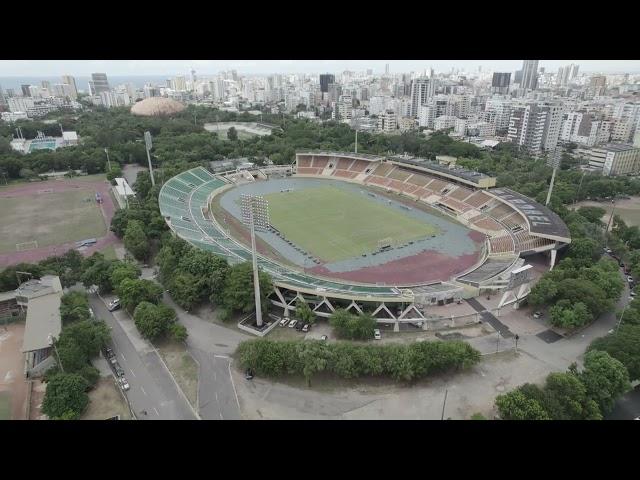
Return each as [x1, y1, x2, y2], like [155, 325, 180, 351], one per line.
[1, 60, 639, 77]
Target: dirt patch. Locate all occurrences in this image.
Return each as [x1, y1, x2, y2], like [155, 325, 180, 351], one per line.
[81, 377, 132, 420]
[156, 340, 198, 408]
[0, 323, 29, 419]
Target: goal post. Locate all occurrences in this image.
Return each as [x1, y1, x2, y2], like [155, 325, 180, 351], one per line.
[16, 241, 38, 251]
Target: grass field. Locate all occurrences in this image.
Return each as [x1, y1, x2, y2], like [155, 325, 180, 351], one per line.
[156, 340, 199, 409]
[0, 189, 107, 254]
[264, 186, 439, 262]
[0, 391, 10, 420]
[80, 378, 132, 420]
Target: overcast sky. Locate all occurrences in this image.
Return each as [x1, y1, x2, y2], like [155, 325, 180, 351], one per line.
[0, 60, 638, 77]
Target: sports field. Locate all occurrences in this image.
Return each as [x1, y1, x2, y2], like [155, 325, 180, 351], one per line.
[0, 189, 107, 254]
[264, 186, 439, 262]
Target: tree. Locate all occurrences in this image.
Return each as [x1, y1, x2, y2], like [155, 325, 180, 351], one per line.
[169, 323, 188, 342]
[579, 350, 631, 414]
[221, 262, 272, 316]
[169, 272, 201, 310]
[109, 261, 141, 290]
[124, 219, 150, 261]
[549, 300, 591, 329]
[59, 291, 91, 324]
[295, 299, 315, 325]
[329, 309, 377, 340]
[133, 301, 176, 340]
[542, 372, 602, 420]
[495, 389, 551, 420]
[81, 253, 113, 293]
[227, 127, 238, 141]
[42, 373, 90, 420]
[116, 278, 163, 312]
[589, 324, 640, 381]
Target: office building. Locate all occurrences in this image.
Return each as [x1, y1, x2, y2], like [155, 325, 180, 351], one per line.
[520, 60, 539, 90]
[91, 73, 110, 94]
[585, 144, 640, 176]
[327, 83, 342, 103]
[491, 72, 511, 94]
[172, 76, 187, 91]
[507, 101, 563, 156]
[21, 84, 31, 97]
[319, 74, 335, 93]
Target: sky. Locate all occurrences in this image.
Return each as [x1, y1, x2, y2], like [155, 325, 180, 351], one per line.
[0, 60, 638, 77]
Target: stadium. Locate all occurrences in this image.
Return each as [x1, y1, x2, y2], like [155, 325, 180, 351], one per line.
[158, 151, 571, 330]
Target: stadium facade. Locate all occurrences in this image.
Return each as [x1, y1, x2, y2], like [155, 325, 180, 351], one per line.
[158, 151, 570, 330]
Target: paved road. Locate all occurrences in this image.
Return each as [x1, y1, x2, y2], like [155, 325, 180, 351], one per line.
[161, 292, 246, 420]
[89, 293, 197, 420]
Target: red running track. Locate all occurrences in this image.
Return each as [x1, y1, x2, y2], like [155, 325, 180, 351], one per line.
[0, 178, 121, 268]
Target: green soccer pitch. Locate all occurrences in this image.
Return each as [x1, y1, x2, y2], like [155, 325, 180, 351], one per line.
[263, 185, 440, 263]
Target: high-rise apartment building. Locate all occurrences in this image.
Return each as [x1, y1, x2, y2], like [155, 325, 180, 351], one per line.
[586, 144, 640, 176]
[61, 75, 78, 99]
[409, 78, 436, 117]
[319, 74, 335, 93]
[172, 76, 187, 91]
[91, 73, 110, 94]
[327, 83, 342, 103]
[507, 101, 563, 156]
[491, 72, 511, 94]
[377, 110, 397, 132]
[21, 85, 31, 97]
[520, 60, 539, 91]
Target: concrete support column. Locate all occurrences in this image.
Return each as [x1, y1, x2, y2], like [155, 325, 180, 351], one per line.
[394, 322, 400, 332]
[550, 249, 557, 270]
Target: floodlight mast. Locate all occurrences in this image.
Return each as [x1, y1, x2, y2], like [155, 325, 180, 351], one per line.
[248, 200, 263, 327]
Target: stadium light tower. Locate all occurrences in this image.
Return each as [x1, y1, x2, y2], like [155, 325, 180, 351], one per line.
[241, 194, 270, 328]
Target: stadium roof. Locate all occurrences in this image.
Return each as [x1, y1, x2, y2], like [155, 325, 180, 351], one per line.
[389, 156, 496, 187]
[297, 150, 385, 161]
[488, 188, 571, 242]
[131, 97, 186, 117]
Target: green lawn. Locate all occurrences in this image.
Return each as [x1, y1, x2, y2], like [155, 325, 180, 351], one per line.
[98, 244, 118, 261]
[0, 189, 107, 253]
[0, 391, 11, 420]
[264, 185, 439, 262]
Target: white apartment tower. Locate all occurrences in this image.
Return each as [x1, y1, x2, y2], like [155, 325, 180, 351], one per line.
[507, 102, 563, 156]
[409, 77, 436, 118]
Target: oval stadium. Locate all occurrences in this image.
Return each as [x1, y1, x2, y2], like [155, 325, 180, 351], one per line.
[158, 151, 571, 329]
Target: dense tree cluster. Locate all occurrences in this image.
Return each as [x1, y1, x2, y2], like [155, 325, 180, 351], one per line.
[59, 291, 92, 324]
[236, 338, 480, 385]
[495, 351, 629, 420]
[328, 309, 377, 340]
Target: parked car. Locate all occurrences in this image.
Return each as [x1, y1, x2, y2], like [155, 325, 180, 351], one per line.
[320, 335, 328, 341]
[105, 348, 114, 358]
[89, 308, 95, 318]
[115, 366, 125, 377]
[374, 329, 381, 340]
[110, 356, 118, 366]
[245, 369, 254, 380]
[288, 319, 298, 329]
[302, 324, 310, 332]
[107, 298, 121, 312]
[119, 377, 130, 391]
[296, 321, 304, 331]
[628, 276, 634, 283]
[279, 318, 289, 327]
[533, 311, 543, 319]
[631, 291, 637, 297]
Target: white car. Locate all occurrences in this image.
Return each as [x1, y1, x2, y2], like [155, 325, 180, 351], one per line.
[374, 329, 381, 340]
[288, 319, 297, 329]
[628, 276, 634, 283]
[320, 335, 328, 341]
[279, 318, 289, 327]
[119, 377, 130, 391]
[631, 291, 636, 297]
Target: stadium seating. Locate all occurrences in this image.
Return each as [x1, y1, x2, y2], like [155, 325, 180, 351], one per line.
[446, 186, 474, 202]
[348, 160, 370, 172]
[387, 168, 412, 182]
[464, 191, 492, 208]
[370, 163, 396, 177]
[457, 257, 518, 285]
[489, 234, 515, 254]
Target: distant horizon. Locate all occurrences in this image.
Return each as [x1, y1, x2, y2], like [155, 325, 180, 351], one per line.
[0, 60, 639, 77]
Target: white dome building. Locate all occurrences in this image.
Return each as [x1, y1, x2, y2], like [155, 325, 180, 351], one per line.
[130, 97, 186, 117]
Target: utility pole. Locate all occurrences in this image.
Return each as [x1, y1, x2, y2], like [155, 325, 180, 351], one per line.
[440, 389, 448, 420]
[605, 200, 617, 248]
[104, 148, 111, 172]
[144, 131, 155, 187]
[355, 128, 358, 153]
[616, 304, 628, 332]
[574, 170, 586, 204]
[545, 166, 557, 206]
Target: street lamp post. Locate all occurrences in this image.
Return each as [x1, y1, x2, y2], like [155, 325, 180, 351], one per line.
[48, 334, 64, 373]
[440, 389, 448, 420]
[616, 304, 628, 332]
[515, 334, 520, 353]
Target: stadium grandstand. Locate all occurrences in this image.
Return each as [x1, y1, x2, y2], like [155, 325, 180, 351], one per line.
[158, 151, 570, 330]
